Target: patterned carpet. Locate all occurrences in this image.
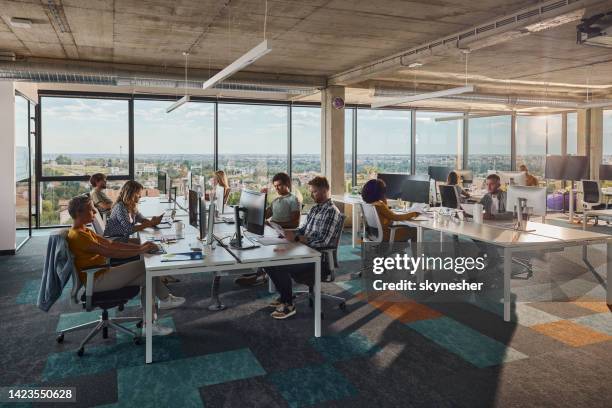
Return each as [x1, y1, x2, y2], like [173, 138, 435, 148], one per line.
[0, 228, 611, 408]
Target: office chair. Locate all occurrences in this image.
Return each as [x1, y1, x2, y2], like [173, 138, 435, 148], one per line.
[439, 185, 460, 209]
[581, 180, 606, 226]
[53, 231, 142, 356]
[91, 210, 106, 236]
[294, 214, 348, 314]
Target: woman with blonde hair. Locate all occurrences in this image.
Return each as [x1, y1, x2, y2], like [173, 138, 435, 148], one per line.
[104, 180, 162, 239]
[212, 170, 231, 204]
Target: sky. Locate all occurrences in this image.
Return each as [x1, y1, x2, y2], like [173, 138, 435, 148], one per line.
[39, 97, 602, 157]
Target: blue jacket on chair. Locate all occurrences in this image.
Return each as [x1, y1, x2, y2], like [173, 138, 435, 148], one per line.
[37, 231, 75, 312]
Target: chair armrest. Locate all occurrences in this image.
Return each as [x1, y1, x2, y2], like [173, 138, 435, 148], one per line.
[81, 264, 109, 311]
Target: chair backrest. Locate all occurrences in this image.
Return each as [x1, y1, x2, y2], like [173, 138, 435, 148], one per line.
[582, 180, 600, 204]
[360, 203, 384, 243]
[439, 185, 459, 209]
[330, 213, 346, 249]
[92, 211, 106, 236]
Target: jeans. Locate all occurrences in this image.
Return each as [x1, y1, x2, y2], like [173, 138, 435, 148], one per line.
[265, 263, 315, 306]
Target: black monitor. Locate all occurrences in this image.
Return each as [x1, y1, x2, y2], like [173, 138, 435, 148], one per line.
[238, 189, 267, 235]
[428, 166, 454, 182]
[157, 171, 167, 195]
[400, 180, 430, 204]
[377, 173, 409, 200]
[564, 156, 588, 181]
[600, 164, 612, 181]
[199, 196, 207, 240]
[188, 189, 199, 228]
[439, 185, 459, 209]
[545, 155, 566, 180]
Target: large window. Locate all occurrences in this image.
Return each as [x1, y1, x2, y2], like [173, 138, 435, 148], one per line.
[218, 104, 288, 204]
[15, 95, 31, 246]
[134, 100, 214, 195]
[291, 106, 320, 204]
[567, 112, 577, 155]
[356, 109, 411, 186]
[41, 97, 129, 177]
[516, 114, 562, 177]
[345, 108, 354, 192]
[467, 115, 511, 176]
[415, 112, 462, 174]
[604, 110, 612, 164]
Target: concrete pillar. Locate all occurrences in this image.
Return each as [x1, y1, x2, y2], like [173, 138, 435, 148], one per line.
[0, 82, 16, 253]
[320, 86, 345, 195]
[577, 108, 603, 179]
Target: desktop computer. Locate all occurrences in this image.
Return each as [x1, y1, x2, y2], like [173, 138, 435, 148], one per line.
[230, 189, 267, 249]
[189, 189, 199, 229]
[377, 173, 409, 200]
[400, 179, 430, 204]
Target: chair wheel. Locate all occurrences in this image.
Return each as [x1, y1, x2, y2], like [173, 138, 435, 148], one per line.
[77, 348, 84, 357]
[56, 334, 64, 343]
[133, 336, 142, 345]
[102, 327, 108, 339]
[339, 302, 347, 311]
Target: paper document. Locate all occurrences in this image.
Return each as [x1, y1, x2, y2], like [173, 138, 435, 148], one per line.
[412, 215, 430, 221]
[405, 203, 429, 214]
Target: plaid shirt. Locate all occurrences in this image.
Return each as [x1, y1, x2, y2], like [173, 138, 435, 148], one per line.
[296, 199, 341, 249]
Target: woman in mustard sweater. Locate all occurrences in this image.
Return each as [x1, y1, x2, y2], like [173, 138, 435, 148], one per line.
[361, 179, 418, 242]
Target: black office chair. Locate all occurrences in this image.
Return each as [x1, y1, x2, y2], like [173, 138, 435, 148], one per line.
[439, 184, 460, 209]
[294, 214, 347, 314]
[53, 231, 142, 356]
[581, 180, 606, 225]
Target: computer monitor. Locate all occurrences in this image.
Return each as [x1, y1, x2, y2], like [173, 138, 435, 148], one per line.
[215, 185, 225, 215]
[428, 166, 454, 182]
[600, 164, 612, 181]
[400, 180, 430, 204]
[564, 156, 588, 181]
[239, 189, 267, 235]
[158, 171, 167, 195]
[497, 171, 527, 186]
[545, 155, 565, 180]
[506, 186, 547, 217]
[188, 189, 199, 228]
[199, 196, 207, 241]
[454, 169, 473, 184]
[377, 173, 409, 200]
[439, 185, 459, 209]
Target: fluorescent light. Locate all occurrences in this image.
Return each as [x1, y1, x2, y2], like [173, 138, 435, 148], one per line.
[407, 62, 423, 68]
[166, 95, 190, 113]
[202, 40, 271, 90]
[10, 17, 32, 29]
[371, 85, 474, 108]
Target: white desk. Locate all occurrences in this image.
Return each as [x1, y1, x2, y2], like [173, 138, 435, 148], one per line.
[397, 217, 612, 322]
[583, 208, 612, 230]
[332, 194, 364, 248]
[140, 201, 322, 364]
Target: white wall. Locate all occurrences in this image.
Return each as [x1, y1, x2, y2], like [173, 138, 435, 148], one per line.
[0, 82, 16, 252]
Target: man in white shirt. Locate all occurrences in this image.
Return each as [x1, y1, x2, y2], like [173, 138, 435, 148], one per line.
[480, 174, 513, 220]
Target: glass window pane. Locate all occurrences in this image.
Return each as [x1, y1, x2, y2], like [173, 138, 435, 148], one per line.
[291, 106, 320, 205]
[604, 110, 612, 164]
[415, 112, 462, 174]
[134, 100, 214, 195]
[218, 104, 288, 205]
[516, 114, 562, 177]
[345, 108, 353, 192]
[41, 97, 129, 177]
[356, 109, 411, 186]
[467, 115, 511, 176]
[567, 112, 577, 155]
[15, 96, 29, 182]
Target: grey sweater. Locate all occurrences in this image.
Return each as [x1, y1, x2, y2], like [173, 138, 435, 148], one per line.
[480, 191, 514, 220]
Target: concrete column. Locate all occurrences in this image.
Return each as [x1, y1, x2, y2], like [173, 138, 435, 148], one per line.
[577, 108, 603, 179]
[321, 86, 345, 195]
[0, 82, 16, 253]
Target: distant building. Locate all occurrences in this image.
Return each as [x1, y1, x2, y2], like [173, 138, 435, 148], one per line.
[135, 163, 157, 176]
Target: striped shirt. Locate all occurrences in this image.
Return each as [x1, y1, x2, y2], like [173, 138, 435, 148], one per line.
[296, 199, 342, 249]
[103, 201, 146, 238]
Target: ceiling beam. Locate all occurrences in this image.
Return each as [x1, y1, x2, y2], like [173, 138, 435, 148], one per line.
[328, 0, 606, 86]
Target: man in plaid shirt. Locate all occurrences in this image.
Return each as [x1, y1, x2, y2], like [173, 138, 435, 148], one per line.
[265, 176, 342, 319]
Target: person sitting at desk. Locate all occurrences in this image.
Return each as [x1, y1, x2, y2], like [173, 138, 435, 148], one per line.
[361, 179, 419, 242]
[104, 181, 164, 239]
[447, 171, 470, 203]
[213, 170, 231, 204]
[90, 173, 113, 218]
[519, 164, 539, 187]
[480, 174, 514, 220]
[235, 172, 301, 287]
[66, 194, 185, 335]
[264, 176, 342, 319]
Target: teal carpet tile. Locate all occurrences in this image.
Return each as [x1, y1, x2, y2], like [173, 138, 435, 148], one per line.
[309, 332, 380, 363]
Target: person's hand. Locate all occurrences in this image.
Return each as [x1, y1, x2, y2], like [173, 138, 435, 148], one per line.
[141, 242, 159, 253]
[283, 229, 295, 241]
[151, 215, 163, 226]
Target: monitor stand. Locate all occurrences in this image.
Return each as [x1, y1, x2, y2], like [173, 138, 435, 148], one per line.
[229, 207, 258, 250]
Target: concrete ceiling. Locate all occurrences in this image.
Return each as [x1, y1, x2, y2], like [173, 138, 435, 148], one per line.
[0, 0, 611, 108]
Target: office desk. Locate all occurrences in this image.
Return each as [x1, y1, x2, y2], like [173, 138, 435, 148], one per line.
[397, 217, 612, 322]
[332, 194, 364, 248]
[138, 196, 188, 219]
[583, 208, 612, 230]
[140, 205, 322, 364]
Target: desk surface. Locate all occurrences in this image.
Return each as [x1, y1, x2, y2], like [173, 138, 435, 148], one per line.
[139, 196, 189, 218]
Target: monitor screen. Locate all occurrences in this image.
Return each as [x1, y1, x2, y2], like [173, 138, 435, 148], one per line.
[188, 189, 199, 228]
[239, 189, 267, 235]
[428, 166, 454, 182]
[564, 156, 588, 181]
[199, 196, 207, 240]
[377, 173, 409, 200]
[544, 155, 565, 180]
[400, 180, 430, 204]
[600, 164, 612, 181]
[157, 171, 167, 194]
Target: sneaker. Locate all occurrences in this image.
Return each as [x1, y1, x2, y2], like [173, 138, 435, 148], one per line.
[271, 304, 296, 319]
[142, 322, 174, 336]
[269, 297, 282, 308]
[158, 294, 186, 310]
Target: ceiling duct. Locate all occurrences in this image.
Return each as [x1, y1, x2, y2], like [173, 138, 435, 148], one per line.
[577, 11, 612, 48]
